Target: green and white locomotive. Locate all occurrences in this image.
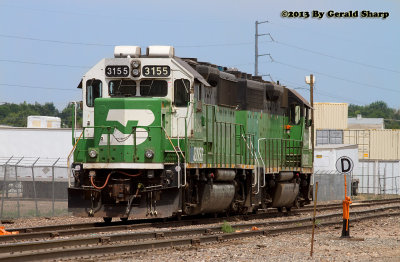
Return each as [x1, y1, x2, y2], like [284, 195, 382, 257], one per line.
[68, 45, 313, 221]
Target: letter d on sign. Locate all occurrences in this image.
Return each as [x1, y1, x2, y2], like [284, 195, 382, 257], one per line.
[335, 156, 354, 174]
[341, 159, 351, 173]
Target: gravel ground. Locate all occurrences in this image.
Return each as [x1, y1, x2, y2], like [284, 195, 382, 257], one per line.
[1, 201, 399, 261]
[100, 215, 400, 262]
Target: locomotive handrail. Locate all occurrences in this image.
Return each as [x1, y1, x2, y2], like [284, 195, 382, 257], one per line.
[258, 138, 303, 173]
[257, 138, 267, 188]
[246, 135, 261, 195]
[162, 127, 186, 188]
[67, 130, 84, 187]
[240, 131, 261, 194]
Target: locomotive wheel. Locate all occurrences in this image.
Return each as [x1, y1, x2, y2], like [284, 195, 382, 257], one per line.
[120, 217, 128, 222]
[277, 207, 283, 212]
[286, 207, 292, 212]
[103, 217, 112, 223]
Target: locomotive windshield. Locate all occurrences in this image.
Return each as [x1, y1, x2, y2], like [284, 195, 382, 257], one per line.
[109, 80, 136, 97]
[108, 80, 168, 97]
[140, 80, 167, 97]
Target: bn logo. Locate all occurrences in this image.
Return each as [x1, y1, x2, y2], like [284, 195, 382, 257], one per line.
[335, 156, 354, 174]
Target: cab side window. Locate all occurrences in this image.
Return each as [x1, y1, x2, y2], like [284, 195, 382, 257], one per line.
[86, 79, 102, 107]
[289, 104, 301, 125]
[174, 79, 190, 107]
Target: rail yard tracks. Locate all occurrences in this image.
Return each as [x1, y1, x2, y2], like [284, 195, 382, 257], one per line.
[0, 198, 399, 261]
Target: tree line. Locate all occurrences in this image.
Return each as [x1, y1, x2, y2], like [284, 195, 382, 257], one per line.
[0, 102, 82, 128]
[0, 100, 399, 129]
[348, 101, 400, 129]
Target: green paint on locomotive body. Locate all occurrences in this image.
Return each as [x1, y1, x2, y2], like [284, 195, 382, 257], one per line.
[74, 97, 176, 164]
[74, 97, 312, 170]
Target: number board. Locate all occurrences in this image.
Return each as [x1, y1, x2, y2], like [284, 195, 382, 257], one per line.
[142, 66, 170, 77]
[105, 66, 129, 77]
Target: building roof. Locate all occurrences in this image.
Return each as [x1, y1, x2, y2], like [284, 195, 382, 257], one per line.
[348, 116, 384, 126]
[315, 144, 358, 150]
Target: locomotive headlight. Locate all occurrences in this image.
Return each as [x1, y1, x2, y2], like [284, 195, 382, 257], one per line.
[145, 149, 154, 159]
[131, 60, 140, 68]
[131, 68, 140, 77]
[89, 149, 98, 158]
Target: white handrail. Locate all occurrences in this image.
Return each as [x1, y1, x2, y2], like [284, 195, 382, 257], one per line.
[257, 138, 267, 188]
[162, 127, 185, 188]
[241, 134, 260, 195]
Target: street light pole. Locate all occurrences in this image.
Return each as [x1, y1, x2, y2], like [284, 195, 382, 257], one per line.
[306, 74, 315, 162]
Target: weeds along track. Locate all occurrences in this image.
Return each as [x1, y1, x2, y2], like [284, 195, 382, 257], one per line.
[0, 203, 399, 261]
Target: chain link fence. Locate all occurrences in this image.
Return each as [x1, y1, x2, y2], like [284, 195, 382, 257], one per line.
[355, 160, 400, 195]
[314, 161, 400, 202]
[0, 157, 68, 219]
[313, 171, 352, 201]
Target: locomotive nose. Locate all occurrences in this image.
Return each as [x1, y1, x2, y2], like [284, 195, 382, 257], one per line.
[92, 97, 166, 163]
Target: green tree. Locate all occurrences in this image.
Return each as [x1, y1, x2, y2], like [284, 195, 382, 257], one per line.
[59, 103, 83, 128]
[348, 101, 400, 129]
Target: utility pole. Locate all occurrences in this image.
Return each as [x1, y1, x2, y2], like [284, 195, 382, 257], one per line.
[306, 74, 315, 162]
[254, 20, 269, 76]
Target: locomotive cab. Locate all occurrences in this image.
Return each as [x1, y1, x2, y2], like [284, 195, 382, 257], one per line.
[69, 46, 197, 219]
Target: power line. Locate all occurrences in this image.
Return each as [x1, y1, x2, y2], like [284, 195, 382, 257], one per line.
[0, 59, 89, 69]
[0, 33, 273, 49]
[0, 83, 78, 91]
[275, 77, 368, 104]
[314, 89, 367, 104]
[268, 21, 395, 51]
[273, 40, 400, 74]
[0, 33, 114, 47]
[272, 59, 400, 93]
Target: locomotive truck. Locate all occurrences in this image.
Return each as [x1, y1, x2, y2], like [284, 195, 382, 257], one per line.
[68, 45, 313, 222]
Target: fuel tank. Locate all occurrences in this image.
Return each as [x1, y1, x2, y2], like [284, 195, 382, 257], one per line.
[199, 183, 235, 213]
[272, 182, 299, 208]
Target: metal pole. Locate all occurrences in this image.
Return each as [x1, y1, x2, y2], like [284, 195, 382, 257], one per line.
[310, 74, 314, 164]
[52, 158, 60, 216]
[14, 157, 24, 218]
[1, 156, 13, 219]
[31, 157, 40, 217]
[255, 21, 258, 76]
[310, 181, 319, 257]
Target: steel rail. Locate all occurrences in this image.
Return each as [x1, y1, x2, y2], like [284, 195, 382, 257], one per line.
[3, 197, 400, 241]
[1, 205, 399, 252]
[0, 206, 399, 262]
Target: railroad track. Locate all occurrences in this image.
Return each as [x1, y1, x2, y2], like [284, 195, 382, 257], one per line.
[0, 203, 399, 261]
[4, 197, 400, 236]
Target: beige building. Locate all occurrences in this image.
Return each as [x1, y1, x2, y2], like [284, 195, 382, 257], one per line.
[314, 102, 399, 160]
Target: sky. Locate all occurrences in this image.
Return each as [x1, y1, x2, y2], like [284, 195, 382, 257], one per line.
[0, 0, 399, 110]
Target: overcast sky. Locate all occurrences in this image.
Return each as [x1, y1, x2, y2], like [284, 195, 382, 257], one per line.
[0, 0, 398, 109]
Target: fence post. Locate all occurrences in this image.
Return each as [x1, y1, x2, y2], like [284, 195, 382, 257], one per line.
[1, 156, 13, 219]
[14, 157, 24, 218]
[31, 157, 40, 217]
[52, 158, 60, 216]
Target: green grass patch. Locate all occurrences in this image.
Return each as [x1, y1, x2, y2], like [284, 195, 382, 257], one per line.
[221, 221, 235, 233]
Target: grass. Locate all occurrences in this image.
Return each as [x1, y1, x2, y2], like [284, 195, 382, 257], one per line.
[352, 193, 400, 201]
[221, 221, 235, 233]
[0, 200, 68, 219]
